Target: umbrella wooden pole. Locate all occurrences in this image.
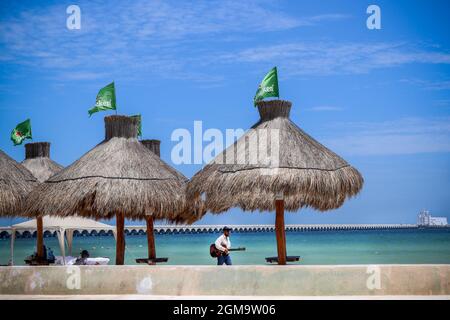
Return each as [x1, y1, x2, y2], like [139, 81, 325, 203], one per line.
[115, 212, 125, 265]
[36, 216, 44, 261]
[275, 199, 287, 265]
[141, 139, 160, 264]
[145, 215, 156, 260]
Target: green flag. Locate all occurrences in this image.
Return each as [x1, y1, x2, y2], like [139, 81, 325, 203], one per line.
[131, 114, 142, 137]
[11, 119, 32, 146]
[254, 67, 279, 106]
[88, 82, 117, 116]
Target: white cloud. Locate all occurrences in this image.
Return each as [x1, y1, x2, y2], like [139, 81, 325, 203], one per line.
[400, 78, 450, 91]
[221, 42, 450, 76]
[302, 14, 351, 24]
[58, 71, 108, 81]
[321, 117, 450, 156]
[0, 1, 351, 82]
[308, 106, 343, 112]
[1, 1, 449, 83]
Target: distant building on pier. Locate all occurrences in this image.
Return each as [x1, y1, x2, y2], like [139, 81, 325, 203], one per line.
[418, 210, 448, 226]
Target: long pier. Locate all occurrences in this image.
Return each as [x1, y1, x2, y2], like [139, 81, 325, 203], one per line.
[0, 224, 423, 239]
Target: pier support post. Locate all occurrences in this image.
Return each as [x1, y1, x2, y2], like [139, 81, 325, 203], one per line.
[146, 215, 156, 261]
[36, 216, 44, 262]
[275, 198, 287, 265]
[115, 212, 125, 265]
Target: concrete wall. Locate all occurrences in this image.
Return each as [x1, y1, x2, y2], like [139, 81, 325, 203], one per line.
[0, 265, 449, 297]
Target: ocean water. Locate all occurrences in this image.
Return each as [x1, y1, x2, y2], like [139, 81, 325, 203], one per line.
[1, 229, 450, 265]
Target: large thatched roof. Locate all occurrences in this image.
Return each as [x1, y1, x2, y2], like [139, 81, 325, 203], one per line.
[21, 142, 63, 182]
[24, 115, 188, 220]
[187, 100, 363, 214]
[141, 139, 187, 182]
[0, 149, 37, 217]
[140, 139, 193, 224]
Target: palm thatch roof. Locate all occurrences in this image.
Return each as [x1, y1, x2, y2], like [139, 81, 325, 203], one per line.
[21, 142, 63, 182]
[141, 139, 187, 182]
[0, 149, 37, 217]
[24, 115, 188, 221]
[187, 100, 363, 214]
[141, 139, 160, 156]
[140, 139, 197, 224]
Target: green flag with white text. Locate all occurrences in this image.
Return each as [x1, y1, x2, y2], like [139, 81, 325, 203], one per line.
[131, 114, 142, 137]
[254, 67, 279, 106]
[88, 82, 117, 116]
[11, 119, 32, 146]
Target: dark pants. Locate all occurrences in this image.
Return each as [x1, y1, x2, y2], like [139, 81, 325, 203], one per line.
[217, 254, 232, 265]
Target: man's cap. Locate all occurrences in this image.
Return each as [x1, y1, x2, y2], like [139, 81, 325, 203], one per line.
[223, 226, 232, 231]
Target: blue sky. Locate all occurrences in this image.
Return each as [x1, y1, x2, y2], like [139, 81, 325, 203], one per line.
[0, 0, 449, 226]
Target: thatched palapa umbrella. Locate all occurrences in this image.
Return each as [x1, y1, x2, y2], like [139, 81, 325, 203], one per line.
[25, 115, 188, 264]
[187, 100, 364, 264]
[21, 142, 63, 262]
[0, 149, 36, 217]
[139, 139, 188, 263]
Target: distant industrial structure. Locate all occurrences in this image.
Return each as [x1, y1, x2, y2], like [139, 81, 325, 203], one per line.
[418, 210, 448, 226]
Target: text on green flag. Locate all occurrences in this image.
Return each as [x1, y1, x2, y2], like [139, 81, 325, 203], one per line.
[88, 82, 117, 116]
[11, 119, 32, 146]
[254, 67, 279, 106]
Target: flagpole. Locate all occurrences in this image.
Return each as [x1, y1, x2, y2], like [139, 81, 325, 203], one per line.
[113, 81, 117, 115]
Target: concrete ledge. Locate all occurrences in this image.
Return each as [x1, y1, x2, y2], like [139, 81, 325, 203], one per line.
[1, 265, 449, 297]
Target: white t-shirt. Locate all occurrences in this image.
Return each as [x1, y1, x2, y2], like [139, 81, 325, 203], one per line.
[214, 234, 231, 252]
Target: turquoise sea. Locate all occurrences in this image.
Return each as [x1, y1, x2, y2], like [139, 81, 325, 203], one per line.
[1, 229, 450, 265]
